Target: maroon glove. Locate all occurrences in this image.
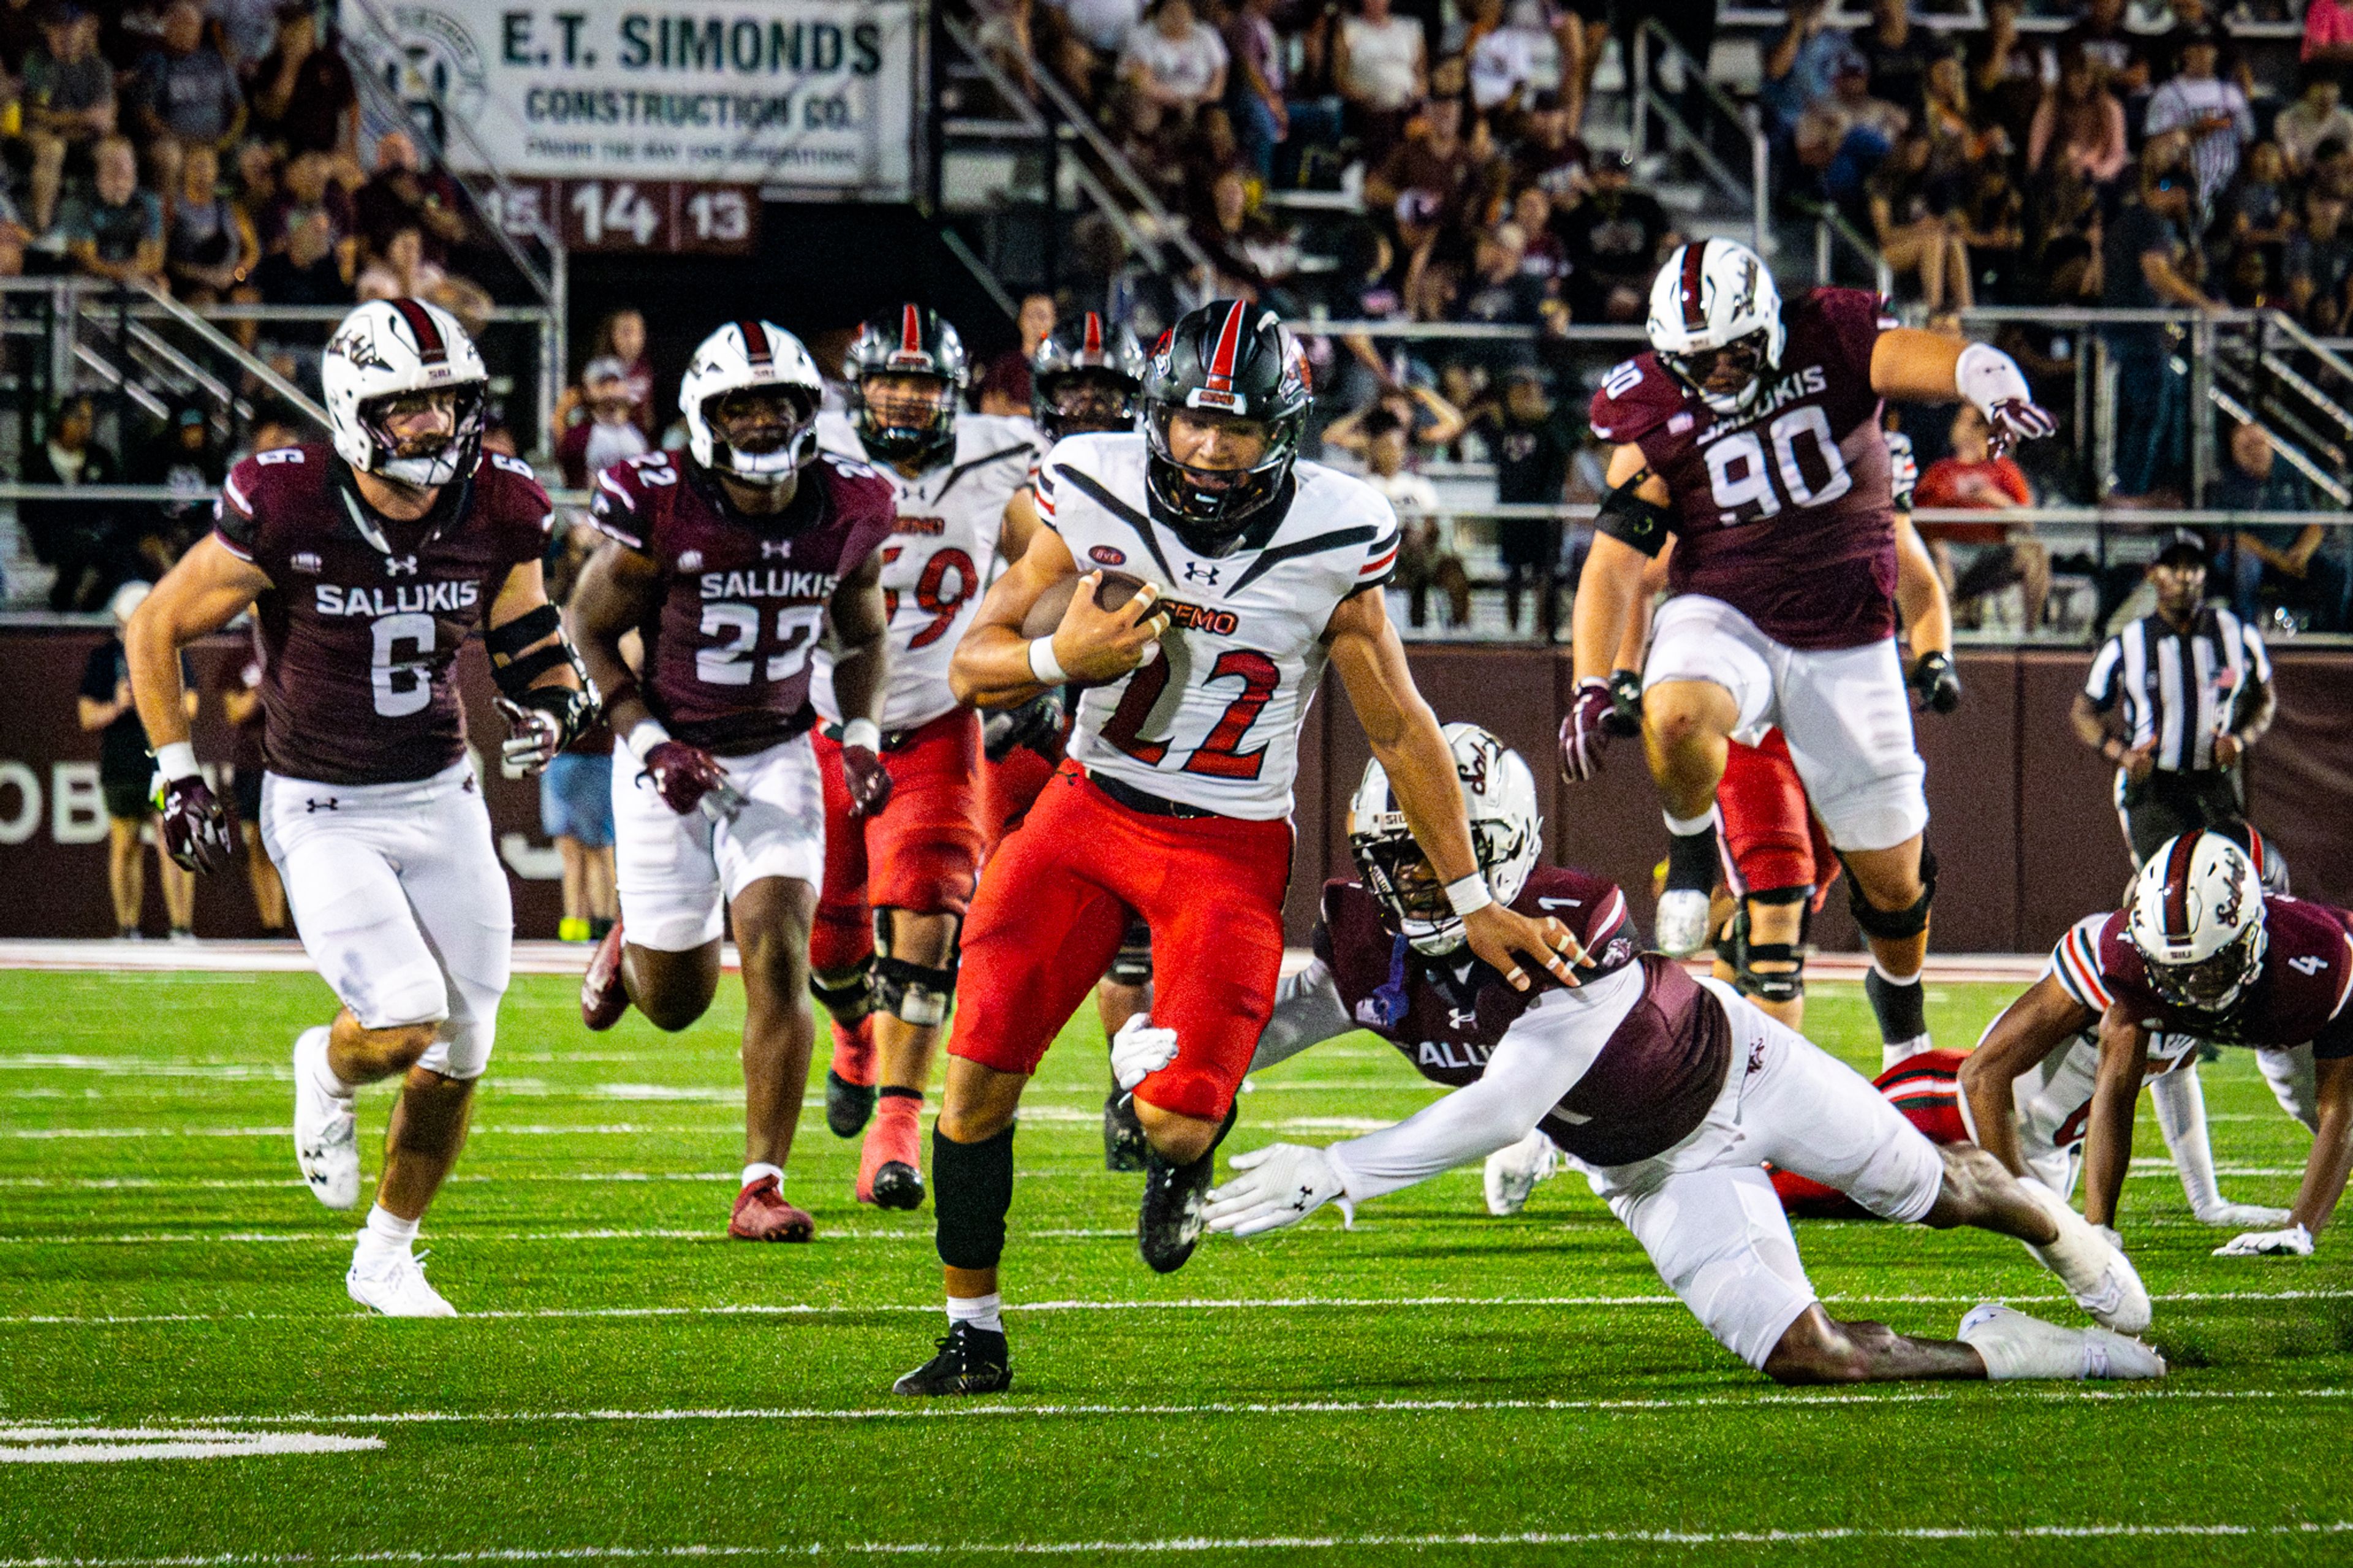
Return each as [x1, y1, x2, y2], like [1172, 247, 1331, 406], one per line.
[1558, 676, 1635, 783]
[641, 740, 730, 816]
[842, 744, 893, 820]
[158, 775, 235, 873]
[1986, 398, 2056, 460]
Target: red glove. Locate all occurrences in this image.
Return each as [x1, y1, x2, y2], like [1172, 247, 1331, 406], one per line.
[842, 744, 893, 820]
[640, 740, 730, 816]
[158, 775, 235, 873]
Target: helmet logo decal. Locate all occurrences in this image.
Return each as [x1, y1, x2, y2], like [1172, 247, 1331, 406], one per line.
[387, 298, 447, 365]
[327, 325, 391, 373]
[1679, 246, 1708, 331]
[885, 303, 931, 369]
[1732, 255, 1760, 318]
[737, 320, 772, 369]
[2162, 832, 2200, 942]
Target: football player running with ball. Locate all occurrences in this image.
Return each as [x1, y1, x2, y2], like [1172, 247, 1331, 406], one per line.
[892, 301, 1583, 1395]
[574, 321, 895, 1243]
[1564, 239, 2054, 1068]
[1211, 727, 2164, 1387]
[126, 298, 594, 1315]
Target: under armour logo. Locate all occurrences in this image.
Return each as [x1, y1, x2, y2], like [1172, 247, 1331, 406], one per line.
[1446, 1006, 1477, 1030]
[305, 797, 339, 813]
[385, 555, 419, 576]
[1181, 561, 1220, 584]
[761, 540, 792, 559]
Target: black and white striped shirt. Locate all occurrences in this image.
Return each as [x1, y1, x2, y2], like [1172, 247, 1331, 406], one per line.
[2084, 606, 2271, 773]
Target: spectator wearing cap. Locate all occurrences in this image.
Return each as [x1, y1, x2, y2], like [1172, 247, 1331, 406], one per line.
[24, 393, 123, 611]
[2073, 529, 2275, 867]
[129, 403, 227, 574]
[2215, 419, 2345, 633]
[1555, 151, 1675, 322]
[978, 293, 1055, 417]
[1793, 50, 1907, 215]
[2275, 72, 2353, 175]
[2142, 25, 2253, 216]
[1333, 0, 1427, 162]
[2304, 0, 2353, 67]
[1915, 404, 2050, 632]
[2102, 154, 2216, 498]
[248, 2, 357, 159]
[21, 2, 116, 235]
[1120, 0, 1228, 120]
[556, 358, 653, 491]
[129, 0, 244, 198]
[64, 136, 165, 289]
[551, 308, 656, 447]
[80, 581, 200, 941]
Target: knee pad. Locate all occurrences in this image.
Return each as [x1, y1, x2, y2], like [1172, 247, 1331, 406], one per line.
[811, 952, 874, 1026]
[1844, 846, 1936, 941]
[873, 909, 960, 1027]
[1730, 887, 1811, 1004]
[934, 1121, 1016, 1271]
[1107, 915, 1152, 988]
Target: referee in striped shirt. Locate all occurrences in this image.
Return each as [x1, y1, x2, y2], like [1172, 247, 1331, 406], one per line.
[2071, 530, 2275, 865]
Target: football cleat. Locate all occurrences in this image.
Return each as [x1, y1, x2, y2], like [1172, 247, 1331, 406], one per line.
[1103, 1088, 1148, 1172]
[728, 1175, 815, 1241]
[580, 921, 630, 1031]
[2017, 1179, 2151, 1333]
[1483, 1128, 1560, 1216]
[1957, 1303, 2164, 1381]
[858, 1096, 925, 1210]
[825, 1016, 877, 1138]
[892, 1321, 1012, 1396]
[291, 1026, 359, 1210]
[1139, 1105, 1237, 1273]
[1654, 889, 1713, 958]
[346, 1246, 458, 1318]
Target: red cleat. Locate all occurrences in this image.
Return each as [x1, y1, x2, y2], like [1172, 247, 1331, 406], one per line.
[580, 921, 629, 1031]
[858, 1091, 925, 1210]
[728, 1175, 815, 1241]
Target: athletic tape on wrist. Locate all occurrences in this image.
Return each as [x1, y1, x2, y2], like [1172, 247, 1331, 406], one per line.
[625, 719, 672, 762]
[1956, 341, 2033, 417]
[842, 718, 882, 754]
[1028, 635, 1067, 685]
[154, 741, 200, 783]
[1444, 873, 1493, 917]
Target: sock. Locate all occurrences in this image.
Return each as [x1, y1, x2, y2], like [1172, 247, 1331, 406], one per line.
[1865, 963, 1930, 1067]
[559, 916, 590, 942]
[358, 1203, 419, 1257]
[1663, 808, 1719, 892]
[590, 917, 614, 939]
[2148, 1064, 2221, 1214]
[741, 1161, 784, 1189]
[307, 1038, 355, 1100]
[934, 1122, 1017, 1271]
[945, 1291, 1005, 1335]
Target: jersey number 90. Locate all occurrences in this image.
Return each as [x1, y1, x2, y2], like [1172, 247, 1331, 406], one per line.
[1703, 405, 1852, 523]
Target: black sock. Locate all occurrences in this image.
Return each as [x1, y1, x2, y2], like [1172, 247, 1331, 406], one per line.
[1865, 967, 1928, 1047]
[1665, 827, 1718, 893]
[933, 1121, 1016, 1271]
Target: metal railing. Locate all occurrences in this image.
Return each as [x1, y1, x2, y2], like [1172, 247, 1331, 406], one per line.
[1629, 19, 1773, 259]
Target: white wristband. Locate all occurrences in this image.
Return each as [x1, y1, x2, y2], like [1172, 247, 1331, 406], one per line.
[1955, 340, 2033, 417]
[154, 741, 200, 783]
[1028, 635, 1067, 685]
[1444, 873, 1493, 917]
[841, 718, 882, 753]
[624, 719, 672, 762]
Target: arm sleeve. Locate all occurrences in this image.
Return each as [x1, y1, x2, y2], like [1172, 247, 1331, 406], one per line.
[1248, 956, 1359, 1074]
[2047, 918, 2116, 1012]
[214, 465, 261, 558]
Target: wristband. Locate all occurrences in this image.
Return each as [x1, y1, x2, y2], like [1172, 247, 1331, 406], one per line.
[153, 741, 200, 783]
[1444, 873, 1494, 917]
[624, 719, 672, 762]
[1955, 340, 2033, 417]
[1028, 635, 1067, 685]
[841, 718, 882, 754]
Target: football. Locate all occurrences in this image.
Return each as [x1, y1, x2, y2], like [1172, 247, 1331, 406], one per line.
[1020, 568, 1150, 640]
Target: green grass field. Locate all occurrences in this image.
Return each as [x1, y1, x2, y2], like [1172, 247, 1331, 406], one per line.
[2, 966, 2351, 1566]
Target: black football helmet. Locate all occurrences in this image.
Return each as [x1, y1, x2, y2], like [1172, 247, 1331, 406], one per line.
[1032, 311, 1146, 441]
[844, 304, 968, 466]
[1142, 299, 1311, 556]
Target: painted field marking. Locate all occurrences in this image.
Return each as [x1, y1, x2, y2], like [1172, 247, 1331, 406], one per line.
[0, 1425, 381, 1464]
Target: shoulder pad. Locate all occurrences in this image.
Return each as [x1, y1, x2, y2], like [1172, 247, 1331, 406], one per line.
[1586, 354, 1688, 446]
[489, 452, 539, 481]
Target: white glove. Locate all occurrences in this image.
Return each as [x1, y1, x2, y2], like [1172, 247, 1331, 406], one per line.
[1110, 1013, 1180, 1093]
[2214, 1222, 2314, 1257]
[1203, 1143, 1354, 1237]
[2191, 1200, 2295, 1229]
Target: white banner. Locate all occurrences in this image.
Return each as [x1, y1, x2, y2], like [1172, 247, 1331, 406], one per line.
[354, 0, 922, 197]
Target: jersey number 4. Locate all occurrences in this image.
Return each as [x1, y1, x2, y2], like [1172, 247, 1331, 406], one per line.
[1703, 405, 1852, 522]
[1101, 649, 1279, 779]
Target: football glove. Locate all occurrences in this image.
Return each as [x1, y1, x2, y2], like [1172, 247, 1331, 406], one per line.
[982, 689, 1067, 763]
[494, 686, 596, 775]
[640, 740, 731, 817]
[1559, 676, 1637, 782]
[1909, 650, 1961, 714]
[2213, 1222, 2314, 1257]
[1204, 1142, 1354, 1237]
[841, 743, 893, 820]
[155, 773, 234, 874]
[1986, 398, 2057, 460]
[1110, 1013, 1180, 1092]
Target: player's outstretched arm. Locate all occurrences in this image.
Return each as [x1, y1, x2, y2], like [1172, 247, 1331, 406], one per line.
[1871, 330, 2055, 453]
[1960, 974, 2095, 1178]
[948, 526, 1166, 708]
[2254, 1053, 2353, 1249]
[1326, 587, 1582, 991]
[1571, 445, 1662, 685]
[2081, 1003, 2154, 1228]
[1247, 954, 1357, 1075]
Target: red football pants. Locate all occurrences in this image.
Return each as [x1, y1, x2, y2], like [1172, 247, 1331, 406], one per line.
[809, 710, 985, 975]
[949, 762, 1292, 1120]
[1717, 729, 1840, 909]
[980, 742, 1062, 860]
[1772, 1050, 1968, 1215]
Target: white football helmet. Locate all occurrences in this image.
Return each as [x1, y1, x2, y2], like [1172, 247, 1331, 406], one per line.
[2126, 831, 2268, 1013]
[1646, 239, 1786, 415]
[680, 319, 825, 486]
[322, 298, 487, 488]
[1349, 723, 1542, 956]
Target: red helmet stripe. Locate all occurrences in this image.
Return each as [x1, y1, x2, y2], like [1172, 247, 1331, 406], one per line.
[2162, 833, 2200, 942]
[2245, 825, 2265, 877]
[1083, 312, 1104, 356]
[1205, 301, 1248, 393]
[901, 304, 922, 358]
[736, 320, 771, 368]
[1679, 245, 1708, 333]
[388, 298, 447, 365]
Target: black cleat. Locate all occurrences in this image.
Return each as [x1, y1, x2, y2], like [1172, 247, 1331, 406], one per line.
[1138, 1104, 1238, 1274]
[1103, 1088, 1147, 1172]
[870, 1161, 925, 1211]
[893, 1322, 1012, 1396]
[826, 1070, 877, 1139]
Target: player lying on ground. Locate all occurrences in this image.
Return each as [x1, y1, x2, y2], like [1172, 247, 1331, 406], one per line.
[1564, 238, 2055, 1068]
[127, 298, 594, 1315]
[1962, 830, 2353, 1259]
[1209, 726, 2162, 1384]
[890, 301, 1583, 1396]
[573, 320, 895, 1243]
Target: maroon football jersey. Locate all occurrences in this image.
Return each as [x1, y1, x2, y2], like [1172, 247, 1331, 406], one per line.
[590, 450, 894, 756]
[214, 444, 552, 786]
[1587, 287, 1899, 650]
[2071, 896, 2353, 1056]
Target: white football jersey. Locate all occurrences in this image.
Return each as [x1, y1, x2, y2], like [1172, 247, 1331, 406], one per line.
[812, 411, 1042, 729]
[1037, 433, 1400, 820]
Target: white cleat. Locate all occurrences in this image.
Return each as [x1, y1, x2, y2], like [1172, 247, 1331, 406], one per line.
[2191, 1200, 2295, 1229]
[346, 1247, 458, 1317]
[1483, 1129, 1561, 1216]
[1653, 889, 1713, 958]
[2017, 1179, 2151, 1334]
[1958, 1303, 2165, 1381]
[292, 1026, 359, 1210]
